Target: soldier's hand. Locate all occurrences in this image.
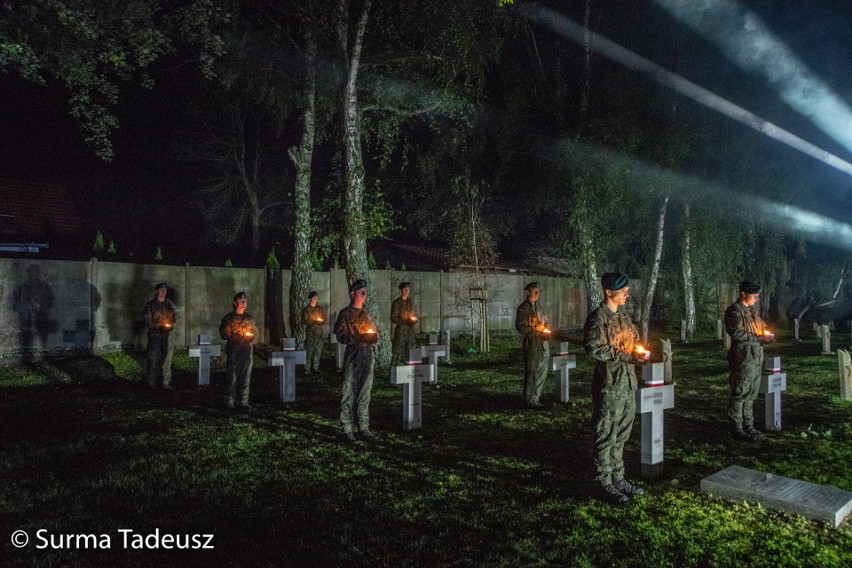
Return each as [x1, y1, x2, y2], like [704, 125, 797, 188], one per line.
[628, 354, 649, 365]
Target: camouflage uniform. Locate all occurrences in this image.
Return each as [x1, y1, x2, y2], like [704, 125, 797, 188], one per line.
[583, 302, 640, 487]
[219, 311, 258, 406]
[302, 305, 325, 373]
[725, 300, 765, 430]
[143, 298, 177, 388]
[390, 296, 418, 366]
[516, 299, 551, 405]
[334, 305, 376, 435]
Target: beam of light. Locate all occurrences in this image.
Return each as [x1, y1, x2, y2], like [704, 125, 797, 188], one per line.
[654, 0, 852, 157]
[542, 137, 852, 252]
[518, 3, 852, 178]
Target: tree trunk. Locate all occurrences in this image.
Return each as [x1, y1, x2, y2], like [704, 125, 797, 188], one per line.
[339, 0, 391, 367]
[641, 196, 669, 343]
[579, 221, 602, 311]
[681, 200, 696, 337]
[288, 30, 317, 349]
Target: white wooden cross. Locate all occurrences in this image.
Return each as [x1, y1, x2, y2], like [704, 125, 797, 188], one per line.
[269, 338, 306, 402]
[635, 381, 675, 478]
[759, 356, 787, 431]
[389, 351, 434, 431]
[422, 336, 447, 384]
[188, 334, 221, 387]
[550, 342, 576, 403]
[329, 332, 346, 370]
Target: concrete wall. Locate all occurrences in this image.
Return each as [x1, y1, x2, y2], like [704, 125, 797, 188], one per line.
[0, 258, 592, 360]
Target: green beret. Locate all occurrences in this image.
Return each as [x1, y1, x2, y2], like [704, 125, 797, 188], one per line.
[739, 280, 761, 294]
[233, 291, 247, 302]
[524, 282, 539, 291]
[307, 291, 317, 299]
[601, 272, 629, 291]
[154, 282, 168, 291]
[349, 279, 367, 293]
[398, 281, 411, 290]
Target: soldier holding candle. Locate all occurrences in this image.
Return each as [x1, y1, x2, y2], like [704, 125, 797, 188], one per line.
[334, 279, 379, 443]
[142, 282, 177, 390]
[219, 291, 258, 410]
[583, 273, 647, 504]
[390, 281, 419, 366]
[725, 280, 775, 440]
[302, 291, 325, 374]
[515, 282, 551, 408]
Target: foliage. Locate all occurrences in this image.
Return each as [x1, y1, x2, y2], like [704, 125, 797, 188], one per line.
[0, 0, 230, 160]
[367, 252, 377, 269]
[107, 240, 116, 255]
[154, 246, 163, 261]
[0, 334, 850, 566]
[92, 230, 104, 253]
[266, 248, 281, 269]
[225, 258, 233, 267]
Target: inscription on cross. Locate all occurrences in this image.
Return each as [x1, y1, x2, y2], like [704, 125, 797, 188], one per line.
[635, 374, 675, 478]
[390, 353, 434, 430]
[759, 356, 787, 431]
[188, 334, 221, 387]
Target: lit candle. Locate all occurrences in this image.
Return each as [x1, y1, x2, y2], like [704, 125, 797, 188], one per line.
[314, 316, 324, 323]
[635, 345, 651, 360]
[763, 329, 774, 338]
[163, 323, 172, 329]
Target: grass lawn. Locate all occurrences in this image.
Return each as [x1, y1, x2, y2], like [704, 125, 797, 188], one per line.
[1, 332, 850, 567]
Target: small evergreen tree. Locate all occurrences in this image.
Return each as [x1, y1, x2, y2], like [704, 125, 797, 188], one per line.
[93, 231, 105, 253]
[266, 249, 281, 269]
[107, 240, 116, 255]
[155, 246, 163, 261]
[225, 258, 233, 267]
[368, 253, 378, 269]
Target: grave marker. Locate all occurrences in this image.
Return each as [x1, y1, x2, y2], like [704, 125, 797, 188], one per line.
[821, 324, 832, 354]
[269, 338, 306, 402]
[550, 342, 577, 403]
[422, 344, 447, 384]
[838, 349, 852, 401]
[716, 319, 723, 341]
[660, 339, 673, 384]
[724, 331, 731, 350]
[635, 379, 674, 478]
[680, 320, 687, 343]
[390, 355, 434, 431]
[759, 357, 787, 431]
[329, 333, 346, 370]
[188, 334, 221, 387]
[701, 465, 852, 528]
[793, 318, 800, 341]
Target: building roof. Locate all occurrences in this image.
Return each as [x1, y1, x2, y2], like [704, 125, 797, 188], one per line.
[0, 178, 81, 240]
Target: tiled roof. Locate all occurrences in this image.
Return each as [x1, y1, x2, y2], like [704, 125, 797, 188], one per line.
[0, 178, 81, 239]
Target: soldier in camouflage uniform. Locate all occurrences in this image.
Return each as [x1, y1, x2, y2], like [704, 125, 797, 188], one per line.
[391, 281, 418, 366]
[334, 279, 378, 443]
[143, 282, 177, 389]
[725, 280, 775, 439]
[515, 282, 551, 408]
[219, 291, 258, 411]
[583, 273, 648, 504]
[302, 291, 325, 374]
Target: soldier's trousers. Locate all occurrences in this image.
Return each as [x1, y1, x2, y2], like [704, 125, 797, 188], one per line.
[225, 347, 253, 405]
[727, 359, 762, 429]
[146, 333, 174, 387]
[591, 389, 636, 486]
[522, 340, 550, 404]
[392, 325, 417, 366]
[305, 329, 323, 373]
[340, 346, 374, 433]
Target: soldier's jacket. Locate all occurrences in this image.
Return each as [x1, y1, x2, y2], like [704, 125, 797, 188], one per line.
[516, 300, 548, 352]
[583, 303, 639, 392]
[143, 299, 177, 335]
[334, 305, 377, 353]
[302, 305, 326, 334]
[725, 300, 764, 364]
[390, 297, 417, 327]
[219, 312, 258, 354]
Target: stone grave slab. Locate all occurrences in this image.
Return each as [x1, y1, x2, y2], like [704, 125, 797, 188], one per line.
[701, 465, 852, 527]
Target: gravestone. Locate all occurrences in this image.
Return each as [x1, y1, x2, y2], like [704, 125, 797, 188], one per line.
[188, 334, 221, 387]
[838, 349, 852, 401]
[724, 331, 731, 350]
[680, 320, 687, 343]
[794, 318, 800, 341]
[829, 320, 835, 332]
[759, 357, 787, 431]
[422, 344, 447, 384]
[821, 324, 832, 354]
[389, 356, 434, 431]
[642, 327, 648, 346]
[849, 321, 852, 349]
[442, 329, 452, 363]
[269, 338, 306, 402]
[701, 465, 852, 528]
[660, 339, 672, 384]
[635, 382, 675, 478]
[814, 322, 822, 337]
[329, 333, 346, 370]
[550, 342, 577, 403]
[716, 319, 723, 340]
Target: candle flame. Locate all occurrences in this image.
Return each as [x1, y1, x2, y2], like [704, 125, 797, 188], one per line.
[635, 345, 647, 353]
[763, 330, 773, 336]
[366, 328, 375, 333]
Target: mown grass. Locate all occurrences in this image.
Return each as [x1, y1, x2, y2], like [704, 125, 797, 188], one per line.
[0, 331, 850, 567]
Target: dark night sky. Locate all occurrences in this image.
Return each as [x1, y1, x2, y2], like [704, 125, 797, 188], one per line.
[1, 0, 850, 261]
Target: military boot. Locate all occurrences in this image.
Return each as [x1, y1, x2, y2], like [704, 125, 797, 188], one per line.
[743, 426, 761, 437]
[613, 478, 645, 497]
[600, 484, 629, 504]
